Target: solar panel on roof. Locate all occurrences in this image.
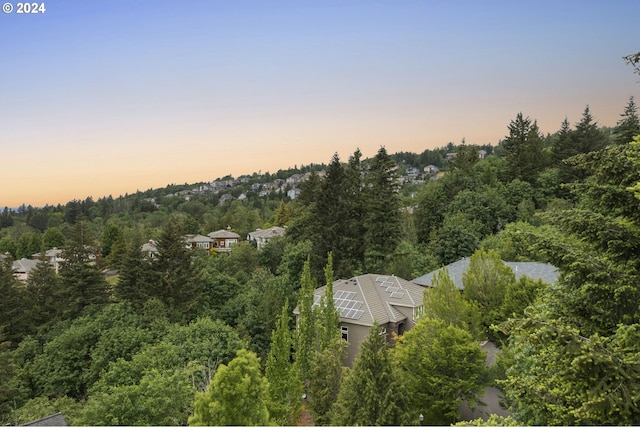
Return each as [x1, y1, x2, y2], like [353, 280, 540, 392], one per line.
[390, 291, 405, 299]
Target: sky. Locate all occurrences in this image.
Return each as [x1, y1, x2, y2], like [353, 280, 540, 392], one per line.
[2, 0, 639, 207]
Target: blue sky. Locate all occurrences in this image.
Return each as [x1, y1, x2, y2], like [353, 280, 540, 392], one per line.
[1, 0, 639, 206]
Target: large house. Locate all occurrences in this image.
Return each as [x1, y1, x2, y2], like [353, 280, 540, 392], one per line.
[412, 257, 559, 289]
[300, 274, 427, 367]
[247, 226, 286, 250]
[184, 234, 216, 250]
[207, 228, 240, 252]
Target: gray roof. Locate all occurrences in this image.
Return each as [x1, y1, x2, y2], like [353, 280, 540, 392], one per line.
[309, 274, 426, 327]
[12, 258, 40, 274]
[185, 234, 214, 243]
[412, 257, 559, 290]
[23, 412, 68, 426]
[208, 229, 241, 239]
[247, 226, 286, 240]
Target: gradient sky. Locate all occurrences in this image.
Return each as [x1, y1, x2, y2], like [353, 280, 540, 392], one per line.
[2, 0, 639, 207]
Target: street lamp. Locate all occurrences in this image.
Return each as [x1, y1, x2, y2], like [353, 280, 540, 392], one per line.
[419, 413, 424, 425]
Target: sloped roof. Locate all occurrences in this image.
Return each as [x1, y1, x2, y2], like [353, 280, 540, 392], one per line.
[310, 274, 426, 327]
[185, 234, 214, 243]
[141, 239, 158, 252]
[412, 257, 559, 290]
[12, 258, 40, 274]
[208, 229, 241, 239]
[248, 226, 286, 240]
[23, 412, 68, 426]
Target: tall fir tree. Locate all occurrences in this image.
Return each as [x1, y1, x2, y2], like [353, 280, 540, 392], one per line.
[364, 146, 401, 273]
[265, 301, 302, 425]
[614, 96, 640, 144]
[153, 216, 203, 322]
[502, 113, 546, 183]
[58, 218, 110, 320]
[331, 324, 405, 426]
[294, 257, 316, 389]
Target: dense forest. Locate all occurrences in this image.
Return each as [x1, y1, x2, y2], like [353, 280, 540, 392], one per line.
[1, 92, 640, 425]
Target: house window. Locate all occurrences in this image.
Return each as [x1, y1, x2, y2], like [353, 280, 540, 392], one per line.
[341, 326, 349, 342]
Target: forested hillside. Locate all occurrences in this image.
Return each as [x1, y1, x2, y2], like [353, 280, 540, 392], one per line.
[1, 96, 639, 425]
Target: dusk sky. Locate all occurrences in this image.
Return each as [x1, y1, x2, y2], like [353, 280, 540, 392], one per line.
[2, 0, 639, 207]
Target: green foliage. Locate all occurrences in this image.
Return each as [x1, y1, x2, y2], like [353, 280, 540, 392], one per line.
[613, 96, 640, 144]
[501, 112, 547, 183]
[331, 325, 405, 426]
[58, 219, 109, 320]
[432, 213, 480, 265]
[423, 269, 483, 340]
[462, 249, 515, 340]
[364, 147, 402, 272]
[10, 396, 83, 426]
[393, 318, 488, 425]
[265, 301, 302, 425]
[82, 368, 194, 426]
[0, 237, 17, 258]
[41, 227, 66, 250]
[294, 258, 316, 386]
[16, 231, 42, 259]
[189, 349, 270, 426]
[308, 337, 346, 425]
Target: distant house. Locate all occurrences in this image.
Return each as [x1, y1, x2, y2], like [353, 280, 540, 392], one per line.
[247, 226, 286, 250]
[184, 234, 216, 250]
[218, 194, 235, 205]
[296, 274, 426, 367]
[12, 258, 40, 281]
[478, 149, 487, 159]
[412, 257, 559, 289]
[207, 228, 240, 252]
[141, 239, 159, 258]
[32, 247, 64, 273]
[423, 164, 439, 175]
[287, 188, 302, 199]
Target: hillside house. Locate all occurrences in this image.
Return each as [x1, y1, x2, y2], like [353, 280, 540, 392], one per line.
[297, 274, 426, 367]
[247, 226, 286, 250]
[208, 228, 240, 252]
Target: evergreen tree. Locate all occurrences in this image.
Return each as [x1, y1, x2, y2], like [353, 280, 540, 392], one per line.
[115, 242, 154, 307]
[294, 258, 316, 388]
[317, 252, 340, 351]
[613, 96, 640, 144]
[265, 301, 302, 425]
[0, 260, 25, 344]
[501, 112, 546, 183]
[364, 147, 401, 273]
[25, 261, 62, 331]
[331, 324, 405, 426]
[501, 141, 640, 424]
[308, 337, 346, 425]
[153, 216, 203, 321]
[58, 218, 109, 320]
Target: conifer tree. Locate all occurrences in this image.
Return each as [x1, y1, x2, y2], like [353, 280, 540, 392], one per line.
[308, 337, 346, 425]
[318, 252, 339, 351]
[364, 146, 401, 273]
[25, 260, 62, 331]
[502, 113, 546, 183]
[614, 96, 640, 144]
[153, 216, 203, 321]
[58, 218, 109, 320]
[294, 258, 316, 388]
[265, 301, 302, 425]
[331, 324, 405, 426]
